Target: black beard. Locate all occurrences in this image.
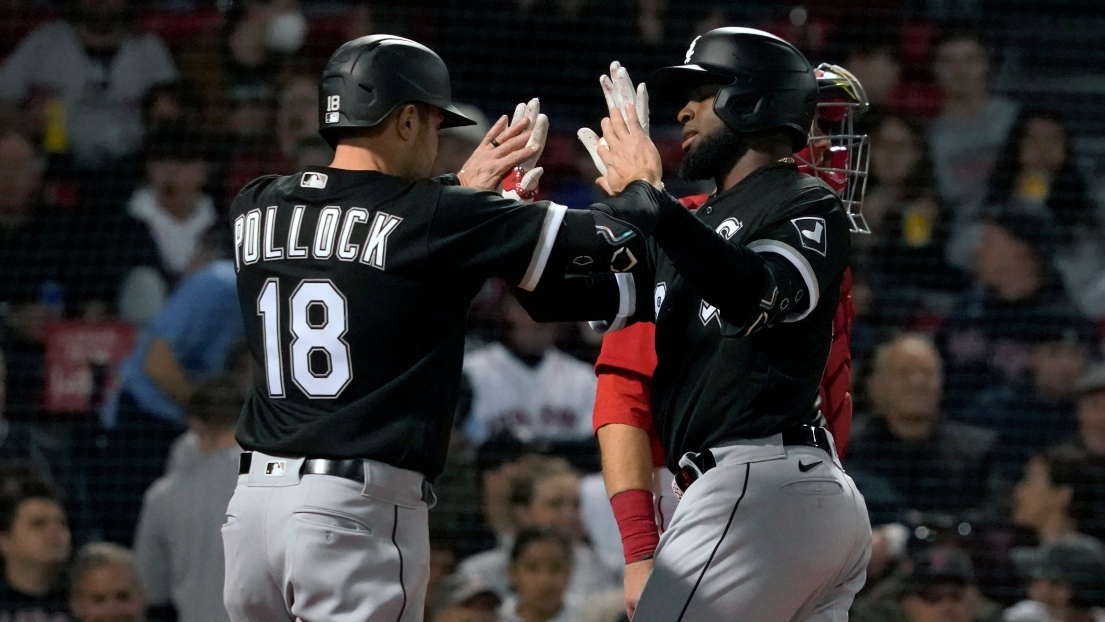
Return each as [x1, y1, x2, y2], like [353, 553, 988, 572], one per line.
[677, 127, 749, 181]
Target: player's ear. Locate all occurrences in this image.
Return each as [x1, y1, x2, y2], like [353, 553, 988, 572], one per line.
[395, 104, 419, 142]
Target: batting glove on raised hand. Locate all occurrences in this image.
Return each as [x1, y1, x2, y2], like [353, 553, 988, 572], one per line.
[578, 61, 650, 178]
[501, 98, 549, 202]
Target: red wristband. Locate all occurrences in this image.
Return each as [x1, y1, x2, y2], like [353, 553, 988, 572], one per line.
[610, 489, 659, 563]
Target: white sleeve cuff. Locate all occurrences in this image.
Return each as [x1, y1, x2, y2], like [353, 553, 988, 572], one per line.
[588, 272, 636, 334]
[517, 202, 568, 291]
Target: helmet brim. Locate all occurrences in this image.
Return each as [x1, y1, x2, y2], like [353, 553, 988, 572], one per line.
[440, 104, 478, 129]
[649, 64, 736, 104]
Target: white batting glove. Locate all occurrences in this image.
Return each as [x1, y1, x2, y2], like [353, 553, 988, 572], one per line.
[578, 61, 650, 177]
[501, 98, 549, 202]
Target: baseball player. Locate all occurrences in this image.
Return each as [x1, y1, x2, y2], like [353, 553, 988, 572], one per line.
[588, 63, 868, 556]
[520, 28, 874, 621]
[223, 35, 675, 622]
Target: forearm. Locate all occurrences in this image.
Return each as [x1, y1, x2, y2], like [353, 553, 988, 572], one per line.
[652, 205, 769, 323]
[598, 424, 654, 497]
[513, 274, 622, 323]
[144, 338, 195, 406]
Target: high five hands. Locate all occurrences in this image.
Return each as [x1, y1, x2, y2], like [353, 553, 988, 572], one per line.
[458, 97, 548, 199]
[578, 62, 663, 195]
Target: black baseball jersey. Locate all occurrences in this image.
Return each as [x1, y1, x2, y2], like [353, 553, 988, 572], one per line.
[649, 163, 850, 471]
[230, 166, 664, 480]
[517, 162, 850, 472]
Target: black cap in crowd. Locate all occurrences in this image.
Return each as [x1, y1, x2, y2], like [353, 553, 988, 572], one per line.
[980, 207, 1060, 265]
[1009, 307, 1101, 348]
[1015, 538, 1105, 608]
[905, 547, 976, 591]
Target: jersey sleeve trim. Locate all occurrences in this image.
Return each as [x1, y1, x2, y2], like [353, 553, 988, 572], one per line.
[747, 239, 820, 322]
[518, 202, 569, 291]
[589, 272, 636, 334]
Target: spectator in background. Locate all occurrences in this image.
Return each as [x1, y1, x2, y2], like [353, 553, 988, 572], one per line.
[1004, 539, 1105, 622]
[958, 313, 1097, 479]
[1011, 446, 1104, 554]
[0, 124, 158, 417]
[428, 575, 502, 622]
[126, 127, 217, 286]
[984, 109, 1105, 318]
[133, 376, 242, 622]
[840, 28, 902, 119]
[0, 476, 70, 620]
[79, 242, 242, 544]
[847, 333, 998, 517]
[499, 527, 582, 622]
[927, 27, 1019, 267]
[1071, 365, 1105, 460]
[853, 546, 1001, 622]
[140, 80, 204, 133]
[461, 293, 597, 445]
[856, 112, 966, 326]
[222, 65, 319, 205]
[459, 455, 618, 604]
[180, 0, 306, 132]
[289, 135, 333, 171]
[0, 347, 67, 487]
[938, 209, 1082, 414]
[0, 0, 177, 170]
[68, 543, 143, 622]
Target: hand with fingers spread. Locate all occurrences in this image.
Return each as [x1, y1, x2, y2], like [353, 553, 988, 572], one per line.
[499, 99, 549, 202]
[457, 98, 547, 194]
[592, 101, 662, 196]
[578, 61, 651, 180]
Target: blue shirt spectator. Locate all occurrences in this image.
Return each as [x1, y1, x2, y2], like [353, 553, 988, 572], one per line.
[109, 260, 243, 427]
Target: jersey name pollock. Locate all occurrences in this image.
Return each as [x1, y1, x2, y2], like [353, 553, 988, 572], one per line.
[233, 203, 402, 271]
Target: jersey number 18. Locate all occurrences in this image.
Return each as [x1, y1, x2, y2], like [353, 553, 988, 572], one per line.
[256, 278, 352, 399]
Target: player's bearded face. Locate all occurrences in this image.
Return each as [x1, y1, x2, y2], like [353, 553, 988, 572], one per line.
[678, 124, 748, 181]
[676, 93, 749, 182]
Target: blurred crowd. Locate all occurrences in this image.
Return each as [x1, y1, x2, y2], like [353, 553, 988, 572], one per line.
[1, 0, 1105, 621]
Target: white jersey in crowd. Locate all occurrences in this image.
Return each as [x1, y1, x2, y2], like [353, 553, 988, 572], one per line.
[462, 342, 597, 444]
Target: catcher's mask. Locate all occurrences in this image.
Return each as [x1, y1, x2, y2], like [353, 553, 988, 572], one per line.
[795, 63, 871, 233]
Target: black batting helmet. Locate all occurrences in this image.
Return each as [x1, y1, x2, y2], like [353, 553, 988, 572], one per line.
[651, 27, 818, 152]
[318, 35, 476, 149]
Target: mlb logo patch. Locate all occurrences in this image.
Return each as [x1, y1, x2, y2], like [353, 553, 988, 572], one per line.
[791, 217, 827, 256]
[265, 461, 287, 476]
[325, 112, 340, 124]
[301, 172, 328, 189]
[654, 282, 667, 316]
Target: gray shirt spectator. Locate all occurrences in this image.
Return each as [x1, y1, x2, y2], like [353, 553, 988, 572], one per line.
[927, 28, 1019, 268]
[133, 376, 242, 622]
[0, 0, 177, 168]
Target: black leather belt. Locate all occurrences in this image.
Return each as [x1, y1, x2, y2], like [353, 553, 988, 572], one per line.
[781, 424, 833, 455]
[673, 424, 833, 497]
[239, 452, 366, 483]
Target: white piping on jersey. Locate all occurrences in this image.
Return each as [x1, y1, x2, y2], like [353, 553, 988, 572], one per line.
[746, 239, 819, 323]
[518, 202, 568, 291]
[589, 272, 636, 335]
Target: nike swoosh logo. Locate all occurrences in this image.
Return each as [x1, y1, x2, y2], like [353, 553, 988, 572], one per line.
[798, 460, 823, 472]
[801, 222, 824, 243]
